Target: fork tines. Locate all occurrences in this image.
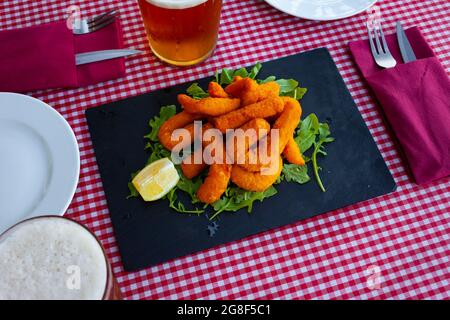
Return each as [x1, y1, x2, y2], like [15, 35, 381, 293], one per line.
[87, 9, 118, 31]
[73, 9, 118, 35]
[367, 21, 397, 69]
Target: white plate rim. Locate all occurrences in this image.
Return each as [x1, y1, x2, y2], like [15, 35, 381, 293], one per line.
[264, 0, 378, 21]
[0, 92, 80, 231]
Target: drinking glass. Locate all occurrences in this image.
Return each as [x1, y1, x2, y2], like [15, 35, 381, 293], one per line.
[137, 0, 223, 66]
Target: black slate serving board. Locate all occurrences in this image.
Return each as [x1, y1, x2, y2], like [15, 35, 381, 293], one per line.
[86, 48, 396, 271]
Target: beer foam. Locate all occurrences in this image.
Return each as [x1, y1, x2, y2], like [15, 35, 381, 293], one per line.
[0, 217, 107, 300]
[145, 0, 208, 9]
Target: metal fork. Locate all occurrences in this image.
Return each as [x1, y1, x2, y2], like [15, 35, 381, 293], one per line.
[72, 9, 118, 35]
[367, 21, 397, 68]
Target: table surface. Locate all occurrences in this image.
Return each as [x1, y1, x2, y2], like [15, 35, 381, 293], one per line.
[1, 0, 448, 300]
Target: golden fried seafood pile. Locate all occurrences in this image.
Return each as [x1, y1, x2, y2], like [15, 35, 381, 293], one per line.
[157, 77, 305, 204]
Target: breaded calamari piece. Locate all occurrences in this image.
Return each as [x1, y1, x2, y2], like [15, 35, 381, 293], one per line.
[282, 137, 305, 166]
[226, 118, 270, 164]
[241, 81, 281, 106]
[180, 123, 214, 179]
[224, 77, 280, 106]
[178, 94, 240, 117]
[179, 122, 210, 150]
[272, 97, 302, 152]
[257, 81, 280, 100]
[172, 122, 196, 150]
[230, 156, 283, 192]
[224, 77, 257, 98]
[208, 82, 229, 98]
[183, 122, 214, 142]
[212, 97, 284, 133]
[196, 163, 232, 204]
[181, 157, 208, 179]
[158, 111, 203, 151]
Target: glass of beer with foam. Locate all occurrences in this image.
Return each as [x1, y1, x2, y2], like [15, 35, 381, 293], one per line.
[137, 0, 222, 66]
[0, 216, 121, 300]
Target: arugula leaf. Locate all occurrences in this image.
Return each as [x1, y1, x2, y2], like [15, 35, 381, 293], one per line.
[311, 123, 335, 192]
[276, 79, 308, 101]
[145, 142, 171, 164]
[214, 70, 220, 83]
[166, 188, 204, 214]
[276, 79, 299, 94]
[281, 164, 310, 184]
[248, 62, 262, 79]
[295, 87, 308, 99]
[296, 113, 319, 153]
[210, 186, 278, 220]
[275, 174, 284, 184]
[284, 87, 308, 100]
[144, 105, 176, 142]
[219, 68, 234, 85]
[293, 113, 334, 192]
[186, 83, 209, 99]
[126, 171, 140, 199]
[176, 169, 203, 204]
[318, 123, 334, 141]
[233, 67, 248, 78]
[216, 62, 261, 85]
[258, 75, 276, 84]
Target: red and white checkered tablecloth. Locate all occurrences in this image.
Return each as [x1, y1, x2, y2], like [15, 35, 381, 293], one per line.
[1, 0, 448, 300]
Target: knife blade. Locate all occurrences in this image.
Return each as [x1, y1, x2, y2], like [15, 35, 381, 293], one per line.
[396, 22, 416, 63]
[75, 49, 142, 65]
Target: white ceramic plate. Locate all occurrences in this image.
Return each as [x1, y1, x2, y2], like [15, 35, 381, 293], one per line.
[0, 93, 80, 234]
[264, 0, 377, 21]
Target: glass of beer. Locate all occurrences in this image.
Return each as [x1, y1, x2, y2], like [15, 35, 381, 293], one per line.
[137, 0, 223, 66]
[0, 216, 122, 300]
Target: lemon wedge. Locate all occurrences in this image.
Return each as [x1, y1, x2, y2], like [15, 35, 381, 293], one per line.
[132, 158, 179, 201]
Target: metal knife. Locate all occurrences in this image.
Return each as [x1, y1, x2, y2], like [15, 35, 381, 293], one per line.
[396, 22, 417, 63]
[76, 49, 142, 65]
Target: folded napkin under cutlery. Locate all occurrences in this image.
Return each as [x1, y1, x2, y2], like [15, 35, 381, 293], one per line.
[0, 19, 125, 92]
[349, 26, 450, 184]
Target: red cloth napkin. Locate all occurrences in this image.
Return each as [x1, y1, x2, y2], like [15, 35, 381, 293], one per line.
[349, 27, 450, 185]
[75, 19, 125, 87]
[0, 20, 125, 92]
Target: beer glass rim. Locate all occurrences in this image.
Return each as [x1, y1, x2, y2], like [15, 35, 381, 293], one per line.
[0, 215, 111, 300]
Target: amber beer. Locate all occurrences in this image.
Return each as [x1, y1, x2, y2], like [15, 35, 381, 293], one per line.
[138, 0, 222, 66]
